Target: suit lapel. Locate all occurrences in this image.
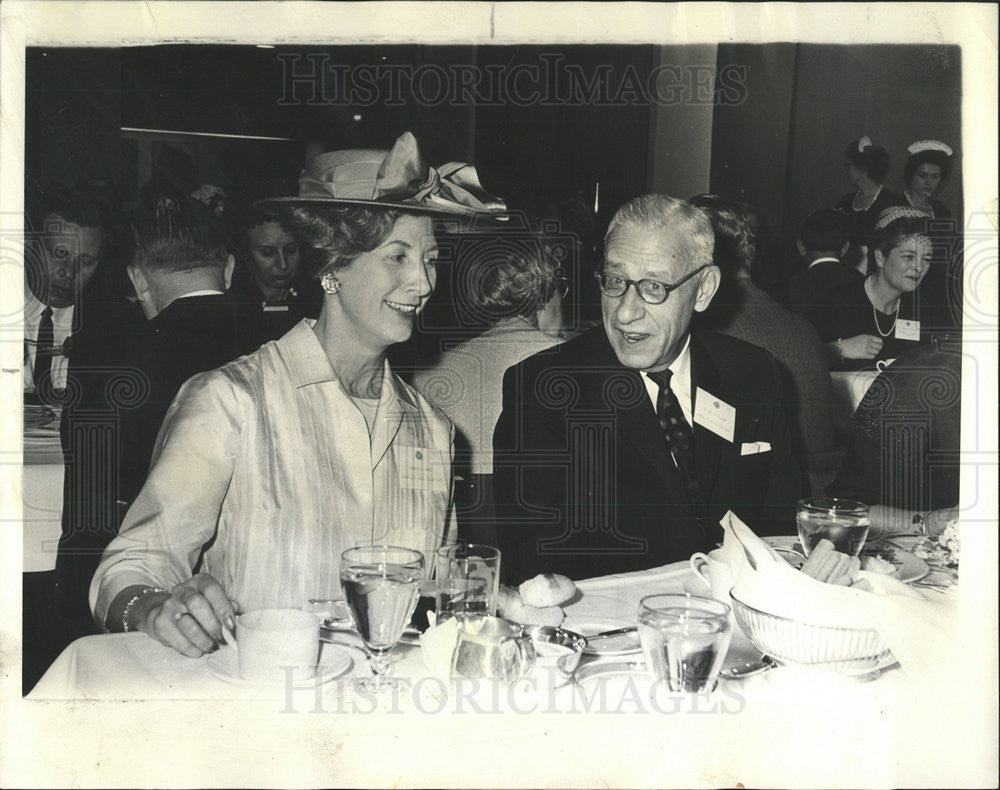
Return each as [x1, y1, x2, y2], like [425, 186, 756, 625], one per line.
[690, 334, 728, 507]
[581, 330, 677, 490]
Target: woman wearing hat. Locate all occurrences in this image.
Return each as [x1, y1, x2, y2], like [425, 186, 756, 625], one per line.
[90, 132, 505, 657]
[900, 139, 955, 218]
[835, 136, 901, 274]
[805, 207, 933, 371]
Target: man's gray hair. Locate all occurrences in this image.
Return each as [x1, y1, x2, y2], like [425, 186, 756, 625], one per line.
[604, 194, 715, 270]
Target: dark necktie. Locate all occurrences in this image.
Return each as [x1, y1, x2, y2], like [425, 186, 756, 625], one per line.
[647, 368, 702, 505]
[33, 306, 54, 398]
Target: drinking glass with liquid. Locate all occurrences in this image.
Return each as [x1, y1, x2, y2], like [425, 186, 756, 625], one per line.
[796, 497, 871, 557]
[638, 594, 732, 693]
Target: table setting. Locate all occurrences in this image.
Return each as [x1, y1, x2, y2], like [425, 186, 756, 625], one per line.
[30, 499, 960, 706]
[22, 501, 985, 789]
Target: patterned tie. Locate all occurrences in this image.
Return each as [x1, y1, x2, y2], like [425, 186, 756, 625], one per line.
[647, 368, 702, 505]
[33, 306, 54, 399]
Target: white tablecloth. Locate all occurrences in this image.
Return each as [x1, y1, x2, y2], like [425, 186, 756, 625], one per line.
[20, 561, 988, 787]
[22, 423, 63, 572]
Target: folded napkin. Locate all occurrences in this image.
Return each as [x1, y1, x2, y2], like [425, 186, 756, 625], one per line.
[721, 512, 957, 682]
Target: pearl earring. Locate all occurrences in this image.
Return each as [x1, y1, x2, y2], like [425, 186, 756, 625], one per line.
[321, 272, 341, 295]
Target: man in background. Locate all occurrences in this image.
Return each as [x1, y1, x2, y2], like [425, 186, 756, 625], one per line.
[23, 184, 106, 402]
[786, 208, 859, 316]
[52, 198, 263, 659]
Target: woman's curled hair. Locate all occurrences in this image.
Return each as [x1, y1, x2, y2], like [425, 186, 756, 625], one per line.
[871, 216, 931, 258]
[845, 139, 891, 183]
[461, 236, 561, 326]
[279, 205, 405, 279]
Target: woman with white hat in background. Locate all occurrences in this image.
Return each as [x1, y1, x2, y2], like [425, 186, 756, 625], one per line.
[900, 139, 955, 218]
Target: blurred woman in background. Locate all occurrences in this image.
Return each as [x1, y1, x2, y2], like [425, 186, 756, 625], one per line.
[835, 136, 900, 274]
[226, 199, 322, 341]
[900, 140, 954, 218]
[413, 232, 566, 544]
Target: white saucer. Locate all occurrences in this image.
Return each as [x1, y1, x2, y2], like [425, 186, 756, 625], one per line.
[207, 644, 352, 688]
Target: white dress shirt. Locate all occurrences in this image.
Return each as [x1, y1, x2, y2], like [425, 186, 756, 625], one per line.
[641, 334, 693, 427]
[23, 287, 74, 392]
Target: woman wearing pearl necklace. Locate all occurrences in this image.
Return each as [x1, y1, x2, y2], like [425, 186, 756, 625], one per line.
[805, 208, 933, 371]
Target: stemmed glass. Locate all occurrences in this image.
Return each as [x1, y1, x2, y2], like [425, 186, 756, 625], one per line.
[340, 545, 424, 692]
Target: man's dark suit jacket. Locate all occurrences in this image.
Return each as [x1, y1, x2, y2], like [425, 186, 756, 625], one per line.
[55, 293, 264, 643]
[492, 326, 801, 583]
[787, 258, 862, 316]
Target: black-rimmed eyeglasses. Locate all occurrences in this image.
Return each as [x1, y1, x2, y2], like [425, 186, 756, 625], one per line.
[593, 264, 712, 305]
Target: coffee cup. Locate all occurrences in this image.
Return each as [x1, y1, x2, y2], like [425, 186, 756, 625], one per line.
[689, 548, 735, 603]
[235, 608, 321, 683]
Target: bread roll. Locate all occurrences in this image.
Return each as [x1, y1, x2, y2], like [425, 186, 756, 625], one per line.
[518, 603, 565, 627]
[497, 584, 566, 627]
[518, 573, 577, 608]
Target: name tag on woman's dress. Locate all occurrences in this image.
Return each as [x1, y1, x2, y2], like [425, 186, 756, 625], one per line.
[398, 447, 449, 491]
[895, 319, 920, 341]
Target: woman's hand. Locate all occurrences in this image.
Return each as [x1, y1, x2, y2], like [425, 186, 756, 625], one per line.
[840, 334, 884, 360]
[135, 573, 237, 657]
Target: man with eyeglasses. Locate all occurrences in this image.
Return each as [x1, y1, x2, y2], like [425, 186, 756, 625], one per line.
[493, 194, 800, 582]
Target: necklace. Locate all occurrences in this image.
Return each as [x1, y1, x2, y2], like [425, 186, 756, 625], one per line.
[905, 189, 934, 216]
[852, 185, 882, 212]
[865, 278, 897, 337]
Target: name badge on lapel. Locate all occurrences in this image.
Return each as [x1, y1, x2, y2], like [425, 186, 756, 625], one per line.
[693, 388, 736, 443]
[895, 319, 920, 341]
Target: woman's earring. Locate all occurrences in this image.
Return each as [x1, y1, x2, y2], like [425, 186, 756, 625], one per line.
[321, 272, 341, 295]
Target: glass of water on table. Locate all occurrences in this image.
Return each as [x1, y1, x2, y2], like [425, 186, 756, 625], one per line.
[340, 545, 425, 692]
[796, 497, 871, 557]
[638, 594, 732, 693]
[433, 543, 501, 620]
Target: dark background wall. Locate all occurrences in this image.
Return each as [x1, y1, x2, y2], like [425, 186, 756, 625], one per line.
[26, 43, 963, 306]
[711, 43, 962, 272]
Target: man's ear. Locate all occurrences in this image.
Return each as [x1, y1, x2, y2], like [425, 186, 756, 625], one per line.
[839, 241, 850, 258]
[224, 254, 236, 290]
[127, 265, 157, 319]
[126, 265, 146, 299]
[693, 265, 721, 313]
[796, 240, 806, 258]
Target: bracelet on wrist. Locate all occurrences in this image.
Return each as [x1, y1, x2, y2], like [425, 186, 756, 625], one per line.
[122, 586, 168, 632]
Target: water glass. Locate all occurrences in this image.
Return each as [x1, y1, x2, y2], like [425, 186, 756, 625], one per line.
[434, 543, 501, 620]
[796, 497, 871, 557]
[340, 545, 424, 692]
[638, 594, 732, 693]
